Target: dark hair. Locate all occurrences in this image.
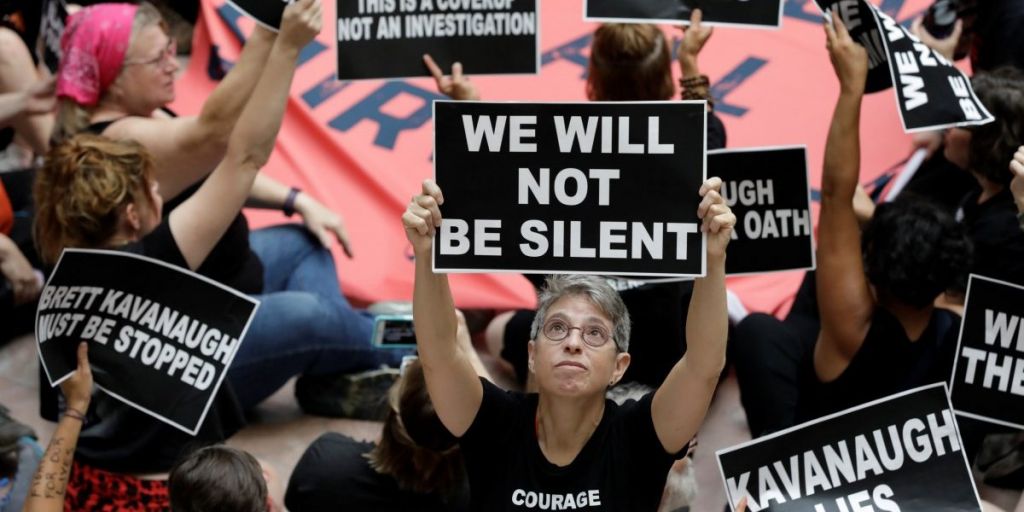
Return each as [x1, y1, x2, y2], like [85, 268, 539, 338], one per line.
[967, 67, 1024, 186]
[862, 195, 972, 308]
[367, 359, 464, 496]
[169, 446, 267, 512]
[586, 23, 674, 101]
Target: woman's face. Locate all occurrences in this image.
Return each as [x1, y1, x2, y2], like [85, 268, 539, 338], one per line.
[528, 295, 630, 398]
[943, 127, 972, 171]
[115, 24, 178, 115]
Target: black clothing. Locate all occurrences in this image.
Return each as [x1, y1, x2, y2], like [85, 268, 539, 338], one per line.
[959, 188, 1024, 287]
[285, 433, 469, 512]
[459, 378, 680, 512]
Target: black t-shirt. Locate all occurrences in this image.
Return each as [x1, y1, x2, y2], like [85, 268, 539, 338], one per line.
[84, 117, 264, 295]
[285, 433, 469, 512]
[73, 222, 246, 473]
[796, 307, 960, 422]
[460, 379, 679, 512]
[959, 188, 1024, 287]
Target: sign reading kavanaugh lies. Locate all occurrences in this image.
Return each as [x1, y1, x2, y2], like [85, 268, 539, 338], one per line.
[433, 101, 707, 277]
[717, 384, 981, 512]
[36, 249, 259, 435]
[950, 274, 1024, 430]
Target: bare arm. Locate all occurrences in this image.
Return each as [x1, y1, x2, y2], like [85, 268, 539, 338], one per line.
[813, 12, 875, 382]
[652, 178, 734, 454]
[168, 0, 320, 270]
[0, 28, 53, 155]
[104, 26, 277, 200]
[24, 343, 92, 512]
[403, 179, 483, 437]
[246, 176, 356, 257]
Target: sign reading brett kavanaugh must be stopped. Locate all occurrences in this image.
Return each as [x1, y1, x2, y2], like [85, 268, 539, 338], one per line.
[36, 249, 259, 435]
[717, 384, 981, 512]
[950, 274, 1024, 429]
[433, 101, 707, 277]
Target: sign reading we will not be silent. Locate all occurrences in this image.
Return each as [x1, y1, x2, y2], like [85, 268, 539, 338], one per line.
[433, 101, 707, 277]
[36, 249, 259, 435]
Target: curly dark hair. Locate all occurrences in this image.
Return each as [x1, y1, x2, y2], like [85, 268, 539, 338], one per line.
[861, 195, 972, 308]
[967, 67, 1024, 186]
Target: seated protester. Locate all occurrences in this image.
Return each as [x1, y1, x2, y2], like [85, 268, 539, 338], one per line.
[1012, 146, 1024, 231]
[731, 13, 972, 437]
[169, 446, 274, 512]
[428, 10, 727, 390]
[401, 177, 734, 511]
[944, 67, 1024, 288]
[29, 3, 325, 508]
[48, 1, 405, 413]
[286, 358, 475, 512]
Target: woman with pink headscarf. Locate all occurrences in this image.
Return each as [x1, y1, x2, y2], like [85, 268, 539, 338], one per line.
[47, 2, 408, 420]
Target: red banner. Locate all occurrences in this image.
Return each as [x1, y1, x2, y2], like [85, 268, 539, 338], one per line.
[172, 0, 941, 314]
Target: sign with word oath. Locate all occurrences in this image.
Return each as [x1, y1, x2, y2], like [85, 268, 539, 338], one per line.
[432, 101, 707, 277]
[950, 274, 1024, 429]
[36, 249, 259, 435]
[717, 384, 981, 512]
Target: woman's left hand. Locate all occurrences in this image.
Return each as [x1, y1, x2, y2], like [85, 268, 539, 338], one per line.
[677, 8, 713, 70]
[296, 194, 354, 258]
[697, 177, 735, 258]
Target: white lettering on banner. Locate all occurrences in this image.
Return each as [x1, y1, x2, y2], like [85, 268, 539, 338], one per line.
[518, 220, 698, 260]
[402, 11, 536, 38]
[728, 411, 960, 511]
[518, 168, 620, 206]
[721, 180, 775, 207]
[511, 489, 602, 509]
[959, 308, 1024, 394]
[742, 209, 811, 240]
[112, 325, 218, 390]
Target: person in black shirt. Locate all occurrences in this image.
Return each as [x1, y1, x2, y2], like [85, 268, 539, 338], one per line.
[732, 13, 971, 436]
[400, 176, 734, 511]
[32, 2, 320, 508]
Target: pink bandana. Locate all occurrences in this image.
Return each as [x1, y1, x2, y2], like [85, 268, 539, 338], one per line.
[56, 3, 138, 106]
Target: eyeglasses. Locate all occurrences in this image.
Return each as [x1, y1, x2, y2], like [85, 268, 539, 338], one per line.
[541, 319, 613, 348]
[123, 38, 177, 69]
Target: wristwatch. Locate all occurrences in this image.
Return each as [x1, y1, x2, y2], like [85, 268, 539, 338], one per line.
[283, 187, 301, 217]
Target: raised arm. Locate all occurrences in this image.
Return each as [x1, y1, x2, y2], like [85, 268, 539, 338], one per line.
[423, 54, 480, 100]
[103, 25, 277, 200]
[0, 28, 53, 155]
[24, 343, 92, 512]
[403, 179, 483, 437]
[168, 0, 320, 270]
[813, 11, 875, 382]
[651, 178, 734, 454]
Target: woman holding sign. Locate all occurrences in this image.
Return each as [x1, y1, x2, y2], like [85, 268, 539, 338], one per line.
[402, 177, 734, 511]
[47, 1, 405, 414]
[732, 11, 972, 436]
[426, 10, 728, 391]
[32, 3, 379, 509]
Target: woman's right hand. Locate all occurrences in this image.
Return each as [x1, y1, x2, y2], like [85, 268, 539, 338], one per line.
[402, 179, 445, 256]
[279, 0, 323, 50]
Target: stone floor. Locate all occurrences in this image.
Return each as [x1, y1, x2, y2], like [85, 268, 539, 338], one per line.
[3, 332, 1022, 511]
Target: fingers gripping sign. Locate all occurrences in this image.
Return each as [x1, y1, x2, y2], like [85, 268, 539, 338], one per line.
[697, 177, 736, 258]
[403, 179, 446, 256]
[824, 9, 869, 95]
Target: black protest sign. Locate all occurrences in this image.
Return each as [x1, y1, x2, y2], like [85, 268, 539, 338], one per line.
[585, 0, 783, 29]
[711, 146, 814, 276]
[38, 0, 68, 73]
[717, 384, 981, 512]
[869, 7, 993, 132]
[227, 0, 288, 31]
[336, 0, 538, 81]
[35, 249, 259, 435]
[813, 0, 893, 94]
[433, 101, 707, 277]
[949, 275, 1024, 430]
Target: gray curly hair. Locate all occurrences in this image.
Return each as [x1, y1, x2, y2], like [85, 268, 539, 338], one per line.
[529, 275, 631, 353]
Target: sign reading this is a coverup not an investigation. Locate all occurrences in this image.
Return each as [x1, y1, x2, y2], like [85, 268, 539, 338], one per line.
[433, 101, 707, 277]
[36, 249, 259, 435]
